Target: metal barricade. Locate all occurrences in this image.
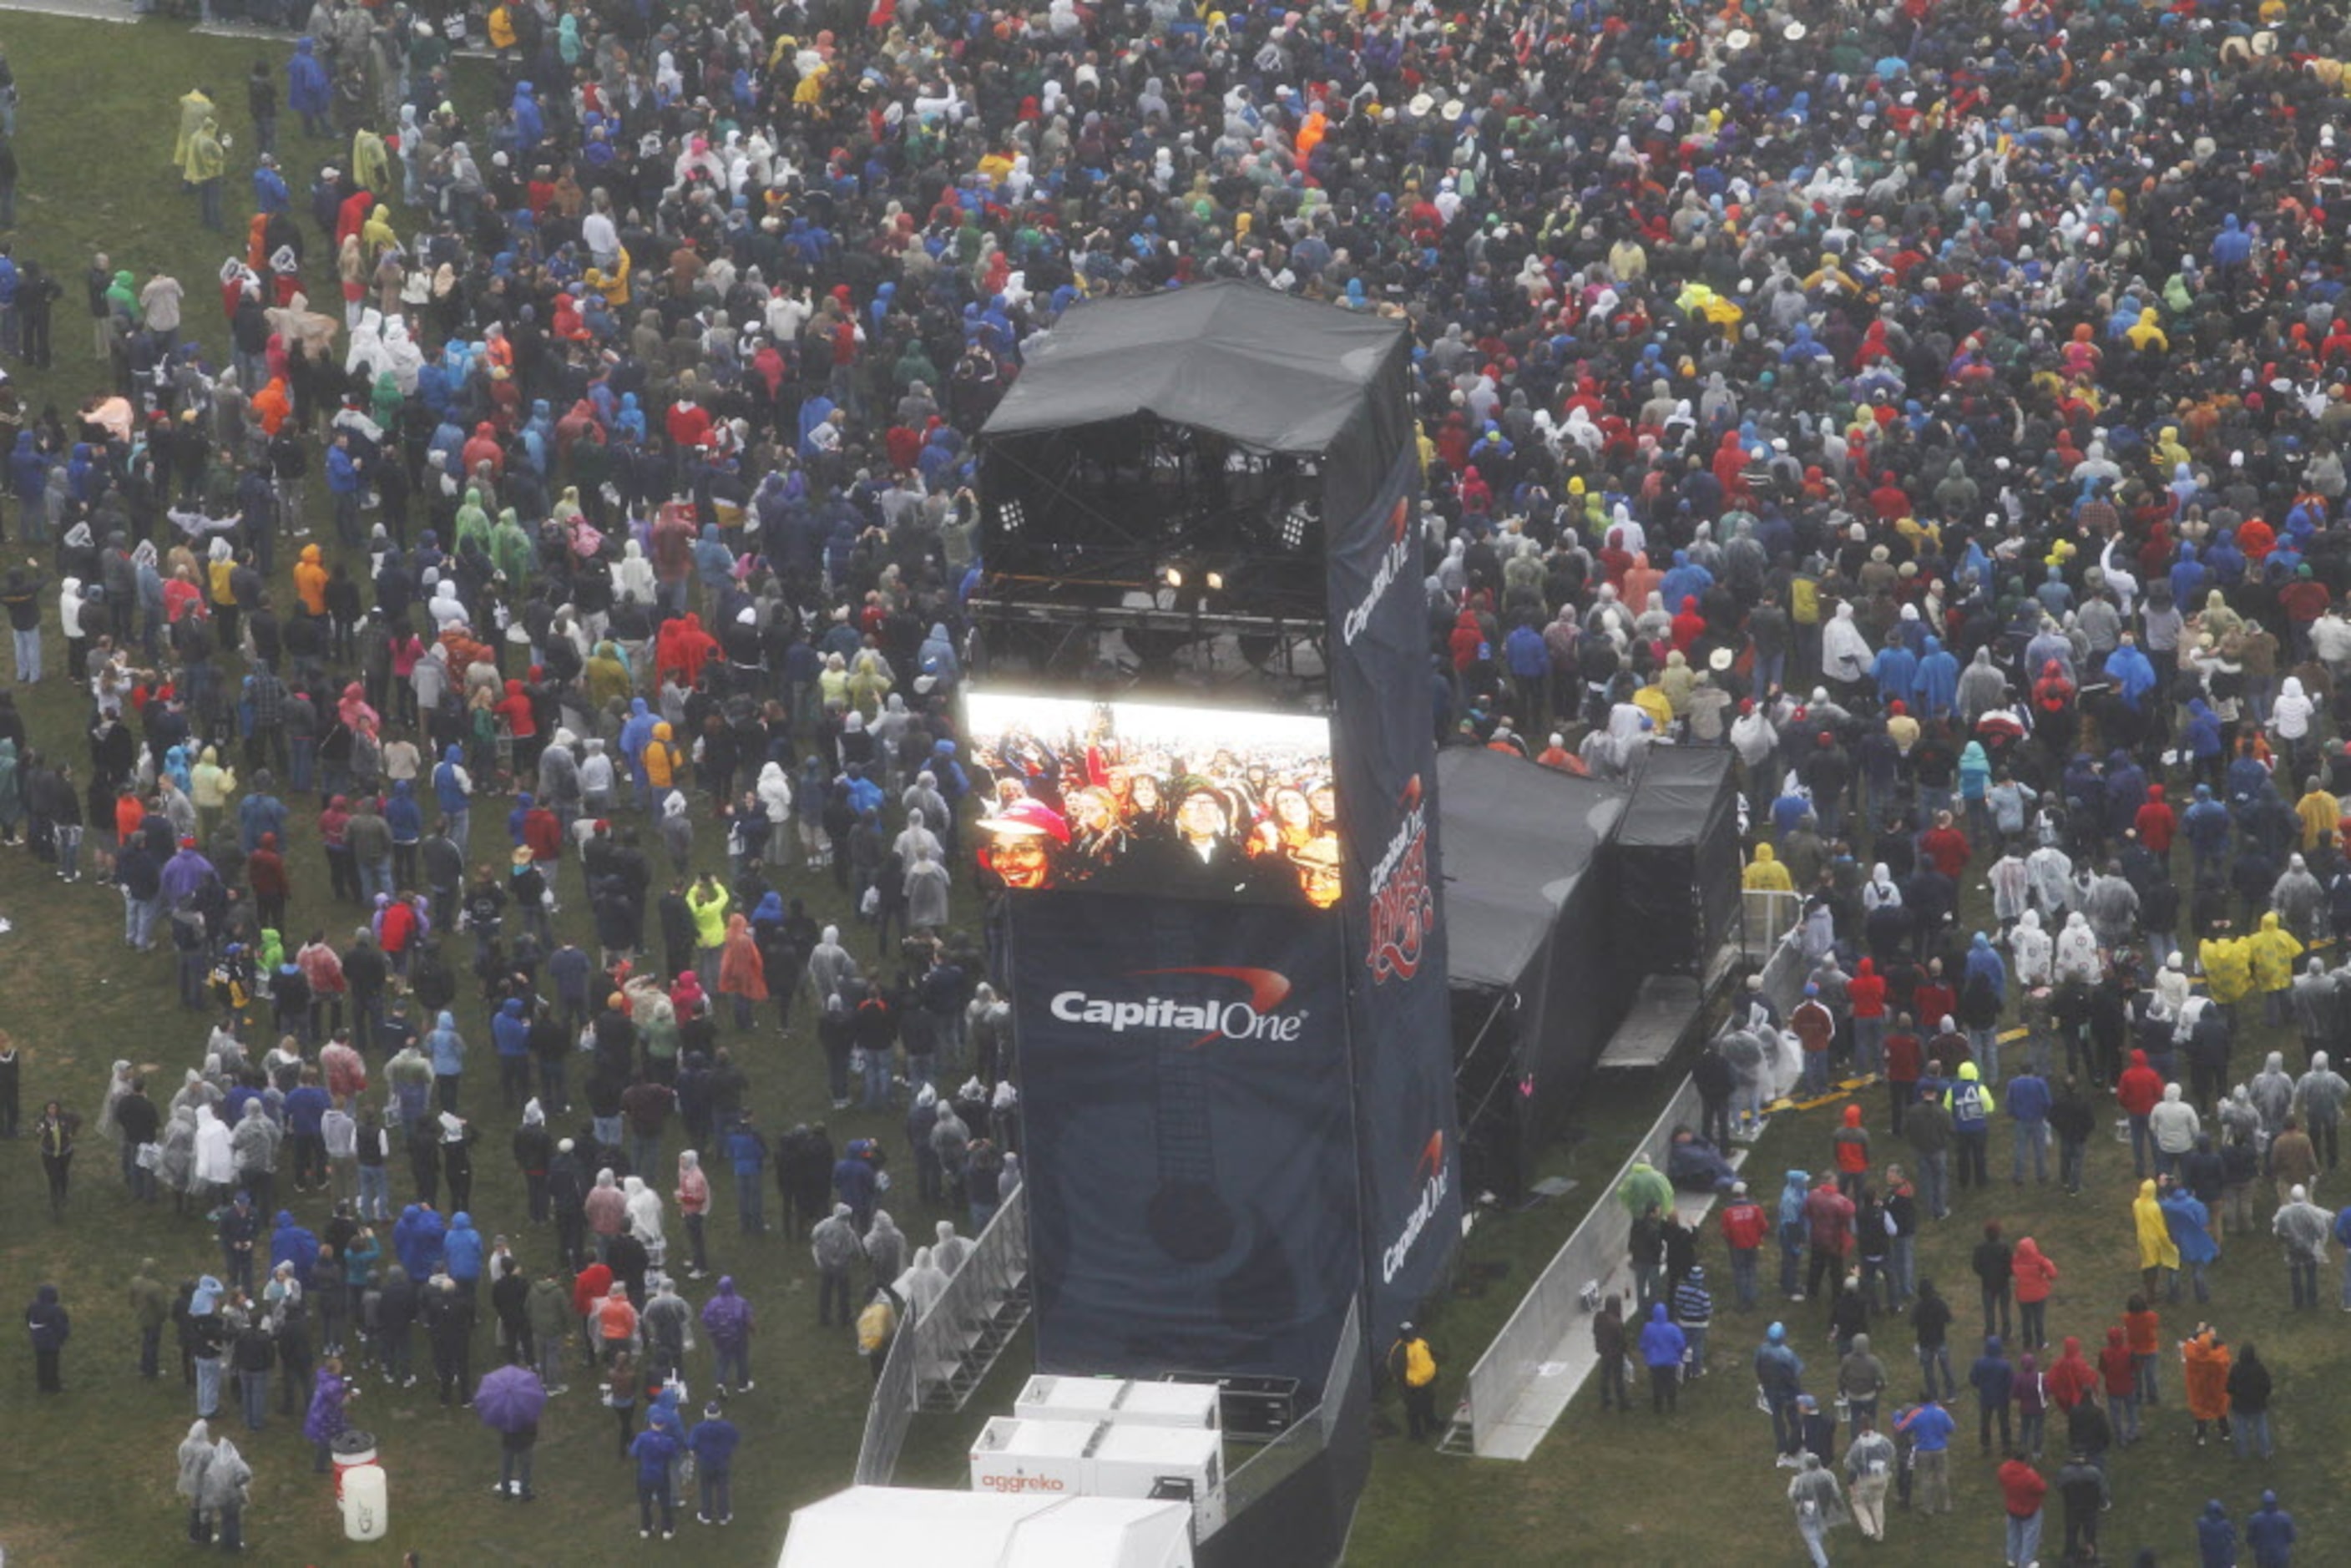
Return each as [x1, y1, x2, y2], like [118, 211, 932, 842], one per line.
[850, 1186, 1031, 1480]
[1221, 1301, 1362, 1527]
[1450, 1075, 1704, 1458]
[852, 1293, 923, 1485]
[1741, 885, 1803, 962]
[1448, 913, 1810, 1458]
[908, 1186, 1030, 1410]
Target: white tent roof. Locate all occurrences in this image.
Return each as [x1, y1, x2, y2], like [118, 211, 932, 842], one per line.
[781, 1485, 1194, 1568]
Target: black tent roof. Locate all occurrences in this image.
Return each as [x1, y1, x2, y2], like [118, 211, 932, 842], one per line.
[1614, 746, 1736, 847]
[980, 281, 1411, 458]
[1437, 748, 1628, 991]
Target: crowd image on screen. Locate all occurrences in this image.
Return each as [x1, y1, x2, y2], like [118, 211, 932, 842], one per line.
[968, 699, 1340, 907]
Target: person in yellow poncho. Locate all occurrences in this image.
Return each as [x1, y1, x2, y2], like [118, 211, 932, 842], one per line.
[1631, 680, 1673, 735]
[352, 127, 392, 199]
[1744, 842, 1796, 938]
[793, 64, 829, 107]
[2201, 934, 2252, 1005]
[174, 86, 215, 179]
[2124, 308, 2169, 353]
[186, 117, 227, 230]
[486, 3, 518, 51]
[2133, 1178, 2179, 1297]
[2247, 912, 2303, 1022]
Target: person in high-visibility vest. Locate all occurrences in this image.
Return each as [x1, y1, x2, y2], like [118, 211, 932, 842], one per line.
[1389, 1323, 1438, 1441]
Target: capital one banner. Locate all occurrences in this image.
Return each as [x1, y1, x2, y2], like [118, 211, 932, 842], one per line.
[1326, 444, 1462, 1356]
[1009, 891, 1362, 1390]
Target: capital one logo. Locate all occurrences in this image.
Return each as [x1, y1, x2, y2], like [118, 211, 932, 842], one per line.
[1380, 1130, 1450, 1285]
[1050, 966, 1308, 1046]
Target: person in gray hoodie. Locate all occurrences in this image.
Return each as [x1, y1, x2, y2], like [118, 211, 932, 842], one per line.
[810, 1202, 861, 1327]
[1838, 1332, 1887, 1428]
[2295, 1051, 2349, 1170]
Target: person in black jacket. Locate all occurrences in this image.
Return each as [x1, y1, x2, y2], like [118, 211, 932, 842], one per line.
[1972, 1221, 2014, 1341]
[423, 1273, 474, 1407]
[2048, 1075, 2097, 1196]
[25, 1281, 69, 1392]
[376, 1264, 418, 1386]
[114, 1075, 162, 1201]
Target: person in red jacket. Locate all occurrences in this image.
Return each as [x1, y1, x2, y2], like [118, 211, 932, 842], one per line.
[2011, 1237, 2060, 1348]
[2044, 1334, 2100, 1414]
[1849, 959, 1889, 1079]
[1997, 1451, 2049, 1568]
[1717, 1180, 1768, 1311]
[1832, 1105, 1873, 1197]
[1919, 810, 1973, 880]
[2096, 1326, 2141, 1444]
[1884, 1014, 1924, 1136]
[1792, 984, 1838, 1099]
[2135, 785, 2178, 855]
[2116, 1050, 2166, 1179]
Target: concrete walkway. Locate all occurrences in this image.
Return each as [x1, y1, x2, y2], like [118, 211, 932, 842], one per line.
[0, 0, 137, 23]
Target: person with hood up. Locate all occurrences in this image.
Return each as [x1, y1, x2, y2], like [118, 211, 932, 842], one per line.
[2293, 1052, 2348, 1171]
[2136, 1178, 2182, 1299]
[2011, 1237, 2059, 1351]
[1754, 1320, 1805, 1459]
[2249, 913, 2305, 1029]
[1776, 1170, 1812, 1302]
[811, 1202, 861, 1327]
[2273, 1185, 2333, 1310]
[2245, 1488, 2295, 1565]
[1637, 1302, 1686, 1414]
[1786, 1448, 1847, 1566]
[26, 1280, 68, 1392]
[701, 1276, 754, 1395]
[2183, 1327, 2233, 1445]
[195, 1427, 252, 1552]
[2151, 1084, 2202, 1179]
[2165, 1181, 2221, 1303]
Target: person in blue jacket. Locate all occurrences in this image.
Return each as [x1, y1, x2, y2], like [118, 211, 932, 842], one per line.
[1968, 1335, 2013, 1454]
[432, 745, 473, 851]
[443, 1211, 483, 1302]
[1638, 1303, 1687, 1414]
[629, 1418, 683, 1540]
[687, 1400, 741, 1525]
[268, 1209, 319, 1291]
[2247, 1490, 2296, 1567]
[2199, 1498, 2239, 1568]
[2162, 1181, 2220, 1302]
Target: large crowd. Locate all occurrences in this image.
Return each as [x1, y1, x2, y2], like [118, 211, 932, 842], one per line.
[4, 0, 2351, 1551]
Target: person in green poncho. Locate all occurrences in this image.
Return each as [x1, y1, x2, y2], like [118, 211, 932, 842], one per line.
[1618, 1153, 1674, 1220]
[453, 485, 492, 558]
[371, 371, 402, 432]
[490, 508, 532, 587]
[106, 270, 141, 331]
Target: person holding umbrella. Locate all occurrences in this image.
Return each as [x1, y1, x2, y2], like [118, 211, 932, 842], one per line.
[475, 1362, 546, 1501]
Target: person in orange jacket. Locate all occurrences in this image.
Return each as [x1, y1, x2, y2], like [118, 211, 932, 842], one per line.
[291, 543, 327, 617]
[2010, 1237, 2059, 1349]
[2181, 1325, 2232, 1445]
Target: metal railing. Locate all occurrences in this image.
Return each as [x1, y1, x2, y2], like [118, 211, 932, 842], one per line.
[1449, 1074, 1704, 1458]
[851, 1186, 1031, 1481]
[852, 1292, 923, 1485]
[1222, 1300, 1363, 1525]
[1741, 885, 1804, 960]
[908, 1186, 1030, 1409]
[1447, 911, 1813, 1458]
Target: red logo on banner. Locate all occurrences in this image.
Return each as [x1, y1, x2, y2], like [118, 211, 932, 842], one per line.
[1364, 776, 1436, 984]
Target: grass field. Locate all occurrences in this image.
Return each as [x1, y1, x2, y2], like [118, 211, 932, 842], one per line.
[0, 10, 2343, 1567]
